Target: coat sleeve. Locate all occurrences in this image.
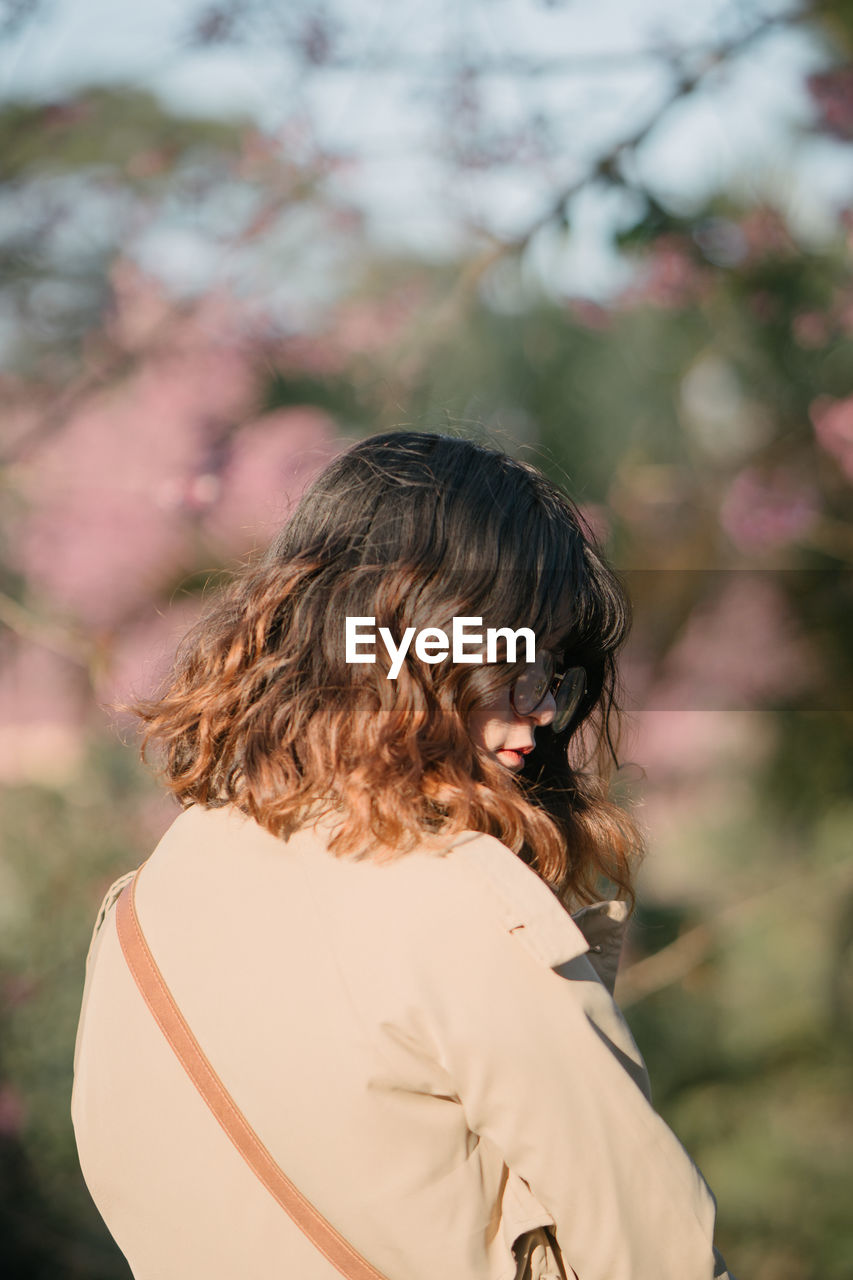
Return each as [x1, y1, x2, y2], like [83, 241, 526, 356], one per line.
[415, 875, 734, 1280]
[73, 869, 138, 1081]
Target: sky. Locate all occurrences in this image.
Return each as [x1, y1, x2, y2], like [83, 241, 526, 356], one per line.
[1, 0, 852, 297]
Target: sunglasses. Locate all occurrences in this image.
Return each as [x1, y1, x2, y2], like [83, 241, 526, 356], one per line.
[510, 655, 587, 734]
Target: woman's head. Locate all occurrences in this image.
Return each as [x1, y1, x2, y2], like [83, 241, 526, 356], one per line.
[135, 431, 644, 906]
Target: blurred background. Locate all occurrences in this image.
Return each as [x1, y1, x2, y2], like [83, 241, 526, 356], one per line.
[1, 0, 852, 1275]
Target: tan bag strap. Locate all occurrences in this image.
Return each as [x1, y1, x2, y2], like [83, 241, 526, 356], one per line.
[114, 865, 390, 1280]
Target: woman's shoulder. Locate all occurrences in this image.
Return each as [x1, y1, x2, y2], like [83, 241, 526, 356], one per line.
[134, 804, 591, 975]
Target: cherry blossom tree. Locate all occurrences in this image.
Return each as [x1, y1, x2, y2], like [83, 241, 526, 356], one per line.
[1, 2, 852, 1274]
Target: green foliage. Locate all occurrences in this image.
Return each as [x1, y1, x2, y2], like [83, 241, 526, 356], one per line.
[0, 86, 253, 375]
[0, 87, 247, 181]
[622, 787, 853, 1275]
[0, 742, 169, 1276]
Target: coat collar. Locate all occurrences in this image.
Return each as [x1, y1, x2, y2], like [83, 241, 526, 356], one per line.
[443, 832, 629, 991]
[570, 899, 630, 995]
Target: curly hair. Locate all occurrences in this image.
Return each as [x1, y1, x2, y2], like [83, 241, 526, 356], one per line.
[134, 431, 645, 908]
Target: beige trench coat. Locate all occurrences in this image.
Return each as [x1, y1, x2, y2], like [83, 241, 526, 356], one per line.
[71, 804, 733, 1280]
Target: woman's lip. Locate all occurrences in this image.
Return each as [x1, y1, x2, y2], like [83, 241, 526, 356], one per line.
[496, 746, 533, 768]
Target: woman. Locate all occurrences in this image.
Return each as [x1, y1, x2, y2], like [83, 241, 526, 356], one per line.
[72, 431, 734, 1280]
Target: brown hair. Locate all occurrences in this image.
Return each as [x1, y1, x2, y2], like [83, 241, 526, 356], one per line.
[134, 431, 644, 908]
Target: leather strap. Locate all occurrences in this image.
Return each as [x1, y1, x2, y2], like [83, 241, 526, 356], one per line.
[115, 865, 390, 1280]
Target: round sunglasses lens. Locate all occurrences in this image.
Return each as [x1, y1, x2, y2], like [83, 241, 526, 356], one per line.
[512, 659, 554, 717]
[512, 679, 539, 717]
[552, 667, 586, 732]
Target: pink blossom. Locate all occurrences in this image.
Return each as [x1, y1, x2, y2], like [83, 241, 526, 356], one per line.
[565, 298, 613, 331]
[233, 128, 282, 179]
[747, 290, 781, 323]
[619, 235, 711, 310]
[644, 575, 818, 712]
[836, 286, 853, 335]
[737, 208, 796, 260]
[14, 382, 204, 627]
[125, 148, 170, 179]
[792, 311, 830, 349]
[331, 284, 428, 358]
[275, 333, 349, 379]
[2, 975, 39, 1008]
[807, 68, 853, 142]
[576, 502, 611, 545]
[625, 708, 776, 876]
[204, 408, 343, 554]
[0, 1084, 25, 1137]
[271, 282, 426, 378]
[12, 269, 261, 627]
[0, 639, 88, 782]
[607, 463, 695, 541]
[106, 260, 182, 352]
[0, 377, 48, 457]
[810, 395, 853, 483]
[720, 467, 818, 553]
[629, 708, 773, 781]
[96, 595, 205, 727]
[133, 789, 183, 848]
